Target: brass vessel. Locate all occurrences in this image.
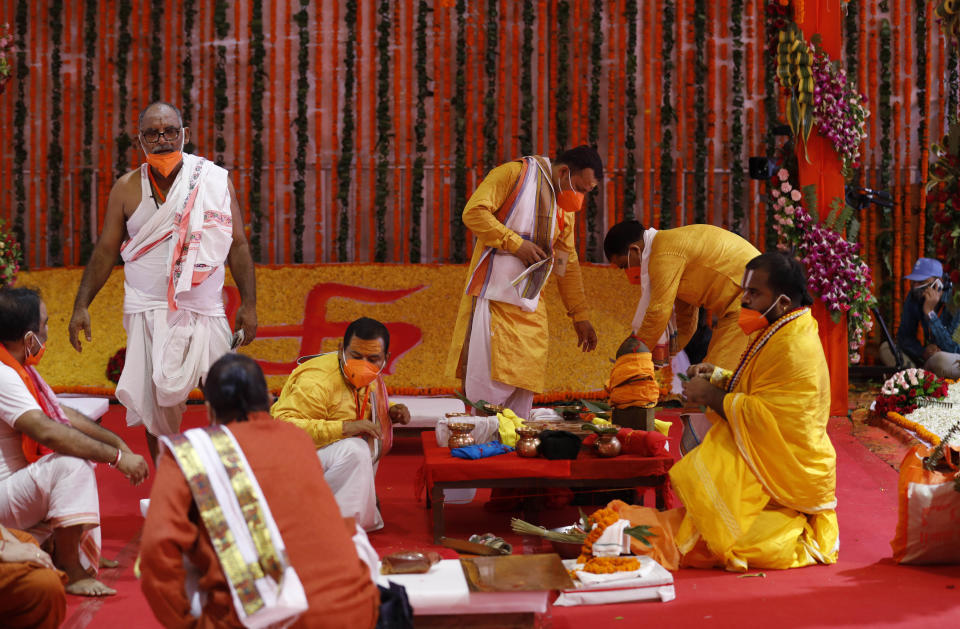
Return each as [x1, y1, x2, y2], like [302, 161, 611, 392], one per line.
[447, 422, 476, 448]
[595, 433, 621, 457]
[515, 425, 541, 458]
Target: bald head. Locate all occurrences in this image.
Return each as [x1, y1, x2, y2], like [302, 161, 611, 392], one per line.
[138, 101, 183, 129]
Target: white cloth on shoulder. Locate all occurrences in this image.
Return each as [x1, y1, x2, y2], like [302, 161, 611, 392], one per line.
[161, 426, 308, 629]
[466, 157, 557, 313]
[117, 154, 233, 435]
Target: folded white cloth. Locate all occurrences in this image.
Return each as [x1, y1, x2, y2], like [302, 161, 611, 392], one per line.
[528, 407, 563, 422]
[592, 519, 632, 557]
[555, 557, 675, 607]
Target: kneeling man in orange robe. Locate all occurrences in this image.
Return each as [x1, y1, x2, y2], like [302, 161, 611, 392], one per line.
[615, 252, 839, 572]
[140, 353, 380, 628]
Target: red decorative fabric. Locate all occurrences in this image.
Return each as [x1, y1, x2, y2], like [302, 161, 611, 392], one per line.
[418, 432, 673, 497]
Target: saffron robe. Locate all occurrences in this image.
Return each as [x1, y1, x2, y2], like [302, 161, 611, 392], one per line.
[140, 413, 379, 629]
[671, 308, 839, 571]
[445, 159, 589, 393]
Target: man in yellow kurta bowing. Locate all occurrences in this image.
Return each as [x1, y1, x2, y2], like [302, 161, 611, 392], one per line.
[603, 220, 760, 371]
[675, 252, 838, 571]
[446, 146, 602, 420]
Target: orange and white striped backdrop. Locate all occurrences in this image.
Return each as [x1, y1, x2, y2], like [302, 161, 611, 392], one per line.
[0, 0, 952, 272]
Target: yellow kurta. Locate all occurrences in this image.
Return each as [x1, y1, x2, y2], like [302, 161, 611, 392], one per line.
[270, 353, 376, 449]
[670, 308, 839, 571]
[636, 224, 760, 371]
[444, 160, 589, 393]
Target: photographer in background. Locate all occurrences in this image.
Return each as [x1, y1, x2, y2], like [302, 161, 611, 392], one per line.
[892, 257, 960, 379]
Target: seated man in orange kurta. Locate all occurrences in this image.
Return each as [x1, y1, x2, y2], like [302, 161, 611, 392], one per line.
[0, 525, 66, 629]
[140, 353, 380, 629]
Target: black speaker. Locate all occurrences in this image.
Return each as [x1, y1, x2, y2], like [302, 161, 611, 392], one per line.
[748, 156, 773, 180]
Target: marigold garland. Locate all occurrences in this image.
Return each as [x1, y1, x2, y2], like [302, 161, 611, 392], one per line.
[149, 0, 163, 102]
[213, 0, 230, 167]
[12, 4, 27, 261]
[292, 0, 310, 263]
[578, 556, 641, 575]
[79, 0, 97, 264]
[583, 0, 603, 262]
[46, 0, 64, 266]
[658, 0, 676, 228]
[483, 0, 499, 168]
[181, 0, 197, 154]
[886, 411, 942, 446]
[555, 0, 571, 153]
[409, 0, 431, 263]
[449, 0, 467, 263]
[114, 0, 133, 181]
[622, 0, 639, 220]
[730, 0, 745, 233]
[693, 0, 707, 224]
[336, 0, 358, 261]
[577, 507, 620, 561]
[518, 0, 535, 155]
[248, 0, 266, 261]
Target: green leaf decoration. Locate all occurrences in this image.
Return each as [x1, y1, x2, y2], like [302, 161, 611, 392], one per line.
[624, 524, 656, 547]
[580, 398, 612, 413]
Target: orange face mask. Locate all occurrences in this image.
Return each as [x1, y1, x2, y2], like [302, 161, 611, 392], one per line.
[142, 138, 184, 178]
[24, 332, 45, 367]
[339, 339, 386, 389]
[556, 169, 585, 213]
[737, 296, 784, 335]
[624, 246, 643, 285]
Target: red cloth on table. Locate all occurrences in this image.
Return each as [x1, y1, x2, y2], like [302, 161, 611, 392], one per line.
[417, 431, 673, 498]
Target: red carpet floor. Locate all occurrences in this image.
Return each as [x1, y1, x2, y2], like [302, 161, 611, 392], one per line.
[63, 405, 960, 628]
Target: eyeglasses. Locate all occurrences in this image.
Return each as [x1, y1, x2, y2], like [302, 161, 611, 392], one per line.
[140, 126, 182, 144]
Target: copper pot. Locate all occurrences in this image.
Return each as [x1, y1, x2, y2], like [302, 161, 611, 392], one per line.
[447, 422, 476, 448]
[595, 433, 621, 457]
[515, 426, 541, 458]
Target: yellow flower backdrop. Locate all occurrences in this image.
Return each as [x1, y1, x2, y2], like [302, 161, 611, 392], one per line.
[20, 264, 638, 398]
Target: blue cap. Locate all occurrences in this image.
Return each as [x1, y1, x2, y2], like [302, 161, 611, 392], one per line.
[905, 257, 943, 281]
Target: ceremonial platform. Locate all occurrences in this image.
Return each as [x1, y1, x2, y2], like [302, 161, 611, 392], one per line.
[61, 403, 960, 629]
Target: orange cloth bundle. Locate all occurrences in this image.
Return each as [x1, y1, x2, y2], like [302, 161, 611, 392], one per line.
[605, 353, 660, 409]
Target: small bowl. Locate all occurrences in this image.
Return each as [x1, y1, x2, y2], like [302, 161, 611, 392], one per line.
[447, 422, 476, 433]
[547, 526, 584, 560]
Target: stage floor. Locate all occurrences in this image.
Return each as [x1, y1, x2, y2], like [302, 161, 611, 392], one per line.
[62, 403, 960, 629]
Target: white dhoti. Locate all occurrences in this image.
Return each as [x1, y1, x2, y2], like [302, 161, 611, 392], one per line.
[117, 305, 231, 436]
[117, 154, 235, 437]
[316, 438, 383, 532]
[464, 297, 535, 421]
[0, 454, 101, 574]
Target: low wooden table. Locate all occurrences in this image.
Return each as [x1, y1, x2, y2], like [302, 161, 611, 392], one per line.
[419, 432, 673, 543]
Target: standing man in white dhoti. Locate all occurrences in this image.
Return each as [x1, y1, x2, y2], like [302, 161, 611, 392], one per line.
[445, 146, 601, 421]
[0, 287, 149, 597]
[68, 102, 258, 462]
[271, 318, 411, 531]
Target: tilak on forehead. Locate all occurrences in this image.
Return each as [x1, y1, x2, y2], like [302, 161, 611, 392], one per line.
[347, 338, 384, 354]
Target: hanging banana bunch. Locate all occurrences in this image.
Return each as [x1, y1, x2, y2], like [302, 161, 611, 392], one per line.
[936, 0, 960, 41]
[776, 23, 814, 160]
